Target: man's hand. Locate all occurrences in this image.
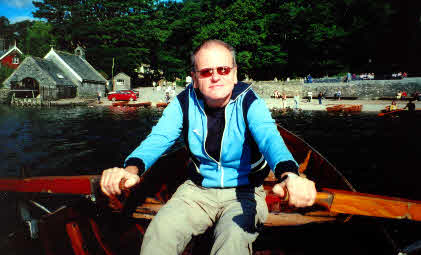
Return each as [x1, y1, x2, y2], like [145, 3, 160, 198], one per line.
[272, 172, 316, 207]
[100, 167, 140, 197]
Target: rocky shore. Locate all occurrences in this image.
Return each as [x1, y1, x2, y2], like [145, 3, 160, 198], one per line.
[37, 86, 421, 112]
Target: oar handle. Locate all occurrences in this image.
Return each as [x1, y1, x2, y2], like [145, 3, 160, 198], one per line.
[108, 177, 143, 211]
[315, 191, 333, 209]
[266, 190, 333, 209]
[275, 175, 333, 208]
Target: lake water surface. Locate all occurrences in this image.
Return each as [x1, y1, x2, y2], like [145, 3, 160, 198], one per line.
[0, 104, 420, 254]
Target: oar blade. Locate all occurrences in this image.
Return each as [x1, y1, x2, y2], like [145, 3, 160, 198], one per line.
[324, 188, 421, 221]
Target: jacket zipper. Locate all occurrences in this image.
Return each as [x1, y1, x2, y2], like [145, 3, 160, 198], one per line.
[219, 105, 228, 187]
[194, 90, 229, 187]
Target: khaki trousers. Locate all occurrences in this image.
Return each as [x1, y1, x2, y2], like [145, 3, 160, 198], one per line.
[140, 180, 268, 255]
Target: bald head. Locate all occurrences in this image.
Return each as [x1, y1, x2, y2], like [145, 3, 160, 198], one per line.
[191, 40, 236, 71]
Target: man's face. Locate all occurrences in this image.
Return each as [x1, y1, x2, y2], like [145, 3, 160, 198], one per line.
[192, 43, 237, 108]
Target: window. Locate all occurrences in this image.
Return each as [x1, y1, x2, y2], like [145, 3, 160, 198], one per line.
[117, 79, 124, 86]
[12, 56, 19, 64]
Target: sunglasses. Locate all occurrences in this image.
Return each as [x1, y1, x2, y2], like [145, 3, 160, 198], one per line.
[195, 66, 233, 78]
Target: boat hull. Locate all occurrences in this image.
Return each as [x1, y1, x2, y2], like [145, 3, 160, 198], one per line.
[5, 125, 357, 254]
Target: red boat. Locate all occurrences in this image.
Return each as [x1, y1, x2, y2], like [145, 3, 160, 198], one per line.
[326, 104, 362, 113]
[126, 101, 152, 108]
[156, 102, 169, 108]
[1, 125, 420, 254]
[111, 101, 129, 107]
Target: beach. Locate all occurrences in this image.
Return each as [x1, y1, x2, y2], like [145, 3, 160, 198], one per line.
[54, 86, 420, 112]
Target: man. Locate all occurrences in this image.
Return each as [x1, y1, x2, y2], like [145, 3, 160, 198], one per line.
[404, 99, 415, 113]
[318, 92, 323, 105]
[97, 90, 102, 103]
[100, 40, 316, 255]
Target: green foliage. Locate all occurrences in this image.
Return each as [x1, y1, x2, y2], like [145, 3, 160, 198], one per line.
[2, 0, 413, 81]
[0, 65, 14, 87]
[23, 21, 56, 57]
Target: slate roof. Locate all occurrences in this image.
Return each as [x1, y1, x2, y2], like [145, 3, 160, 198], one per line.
[55, 51, 107, 83]
[32, 57, 77, 86]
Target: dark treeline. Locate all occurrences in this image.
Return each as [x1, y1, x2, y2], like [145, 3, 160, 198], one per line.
[1, 0, 421, 85]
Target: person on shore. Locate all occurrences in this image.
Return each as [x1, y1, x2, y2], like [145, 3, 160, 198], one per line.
[346, 72, 351, 83]
[100, 39, 316, 255]
[416, 91, 421, 101]
[306, 74, 313, 83]
[318, 92, 323, 105]
[294, 92, 300, 109]
[307, 91, 312, 102]
[403, 99, 415, 113]
[336, 90, 341, 101]
[273, 90, 280, 99]
[401, 91, 407, 100]
[281, 92, 287, 109]
[97, 91, 101, 104]
[390, 100, 397, 111]
[164, 91, 171, 103]
[396, 91, 402, 100]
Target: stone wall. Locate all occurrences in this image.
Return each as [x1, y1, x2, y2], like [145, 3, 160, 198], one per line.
[0, 88, 11, 104]
[78, 82, 105, 98]
[251, 78, 421, 99]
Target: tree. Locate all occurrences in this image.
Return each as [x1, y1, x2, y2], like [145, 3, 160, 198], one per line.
[22, 21, 56, 57]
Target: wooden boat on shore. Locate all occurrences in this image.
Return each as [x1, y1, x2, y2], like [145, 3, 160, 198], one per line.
[326, 104, 362, 113]
[112, 101, 129, 107]
[1, 125, 420, 254]
[156, 102, 169, 108]
[378, 108, 421, 117]
[126, 101, 152, 108]
[378, 108, 405, 117]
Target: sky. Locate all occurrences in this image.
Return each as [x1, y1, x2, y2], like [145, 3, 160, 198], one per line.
[0, 0, 37, 24]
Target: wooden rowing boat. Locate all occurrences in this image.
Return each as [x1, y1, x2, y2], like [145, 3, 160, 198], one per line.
[378, 108, 421, 117]
[112, 101, 129, 107]
[1, 125, 420, 254]
[378, 108, 405, 117]
[126, 101, 152, 108]
[326, 104, 362, 113]
[156, 102, 169, 108]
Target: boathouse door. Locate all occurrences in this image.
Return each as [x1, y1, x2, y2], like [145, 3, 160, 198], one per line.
[11, 77, 40, 98]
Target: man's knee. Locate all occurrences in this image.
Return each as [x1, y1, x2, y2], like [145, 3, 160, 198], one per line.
[212, 223, 258, 255]
[221, 223, 252, 240]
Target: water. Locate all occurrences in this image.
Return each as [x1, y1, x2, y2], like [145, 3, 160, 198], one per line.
[0, 105, 420, 254]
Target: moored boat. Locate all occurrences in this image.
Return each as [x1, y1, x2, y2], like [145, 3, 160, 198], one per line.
[112, 101, 129, 107]
[1, 125, 420, 254]
[326, 104, 362, 113]
[378, 108, 421, 117]
[156, 102, 169, 108]
[126, 101, 152, 108]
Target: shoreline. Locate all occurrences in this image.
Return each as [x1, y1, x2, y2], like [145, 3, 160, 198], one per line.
[55, 87, 420, 113]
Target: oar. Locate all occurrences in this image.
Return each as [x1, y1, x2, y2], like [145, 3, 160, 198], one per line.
[2, 176, 421, 221]
[0, 175, 137, 211]
[267, 188, 421, 221]
[0, 175, 100, 195]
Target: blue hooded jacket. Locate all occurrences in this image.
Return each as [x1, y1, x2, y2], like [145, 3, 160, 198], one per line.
[125, 82, 298, 188]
